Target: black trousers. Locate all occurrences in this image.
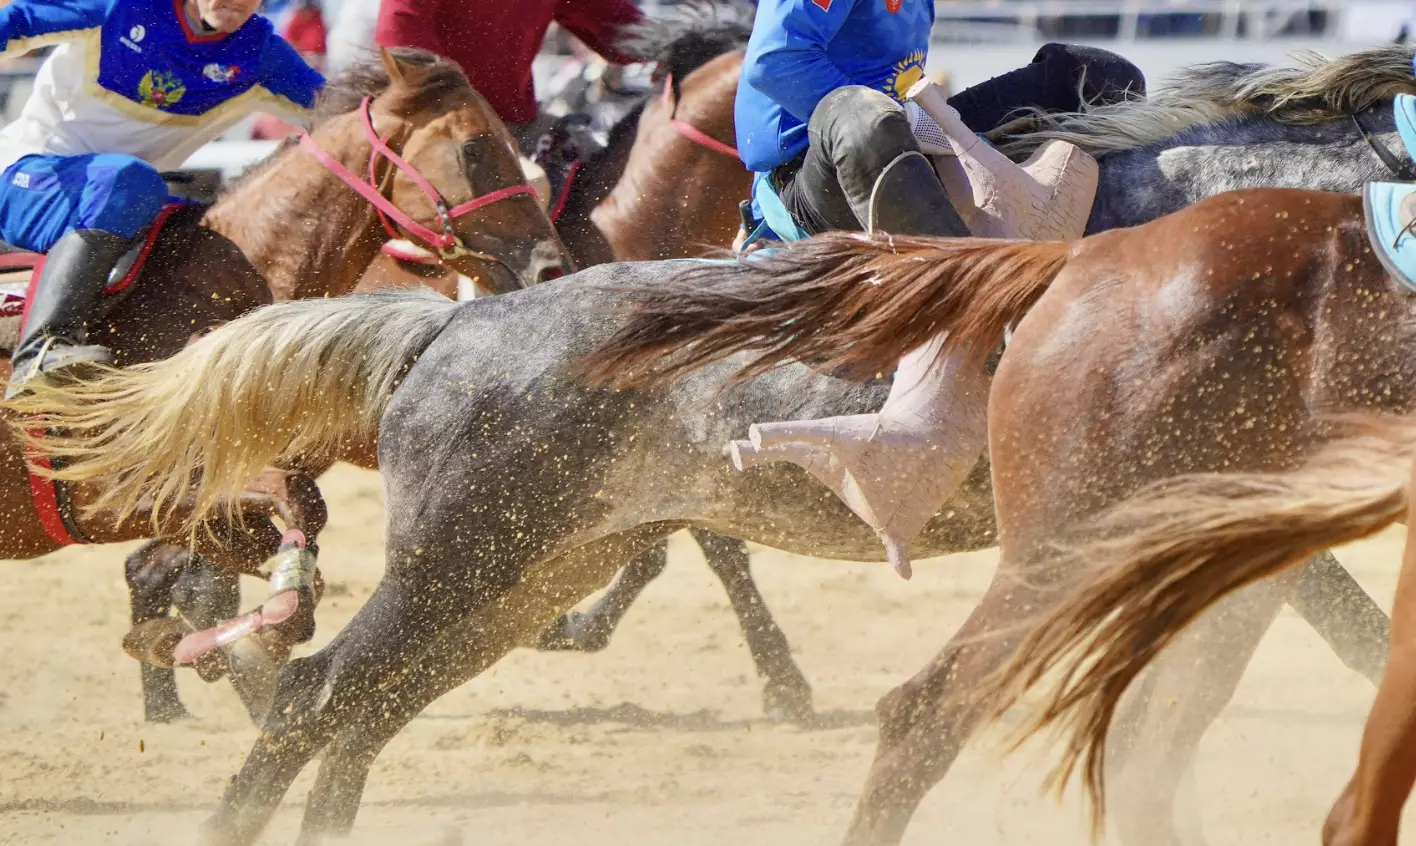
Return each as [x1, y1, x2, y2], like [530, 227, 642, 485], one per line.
[776, 43, 1146, 236]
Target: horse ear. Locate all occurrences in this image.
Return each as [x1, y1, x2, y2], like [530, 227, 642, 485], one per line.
[379, 46, 405, 85]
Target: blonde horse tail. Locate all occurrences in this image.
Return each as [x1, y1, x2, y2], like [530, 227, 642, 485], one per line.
[974, 419, 1416, 830]
[7, 288, 458, 535]
[577, 233, 1072, 387]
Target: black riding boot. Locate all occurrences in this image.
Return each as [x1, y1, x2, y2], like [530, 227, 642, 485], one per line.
[6, 228, 129, 399]
[779, 85, 970, 239]
[864, 151, 969, 237]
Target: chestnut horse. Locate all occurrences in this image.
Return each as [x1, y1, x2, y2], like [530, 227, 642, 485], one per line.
[967, 418, 1416, 846]
[577, 187, 1416, 844]
[88, 47, 571, 718]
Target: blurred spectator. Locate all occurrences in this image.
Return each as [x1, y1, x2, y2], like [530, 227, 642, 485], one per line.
[284, 0, 329, 64]
[253, 0, 327, 139]
[326, 0, 380, 77]
[375, 0, 645, 153]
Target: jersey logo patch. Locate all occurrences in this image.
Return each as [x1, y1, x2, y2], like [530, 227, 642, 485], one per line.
[885, 51, 925, 101]
[138, 70, 187, 109]
[203, 63, 241, 83]
[811, 0, 832, 9]
[885, 0, 903, 11]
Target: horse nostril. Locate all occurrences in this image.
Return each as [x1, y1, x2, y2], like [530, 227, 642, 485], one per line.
[537, 265, 566, 283]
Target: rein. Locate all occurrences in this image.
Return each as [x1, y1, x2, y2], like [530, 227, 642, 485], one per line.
[661, 75, 739, 159]
[298, 96, 537, 263]
[1352, 107, 1416, 181]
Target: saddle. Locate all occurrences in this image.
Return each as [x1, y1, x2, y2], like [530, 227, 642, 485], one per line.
[726, 80, 1100, 577]
[0, 203, 189, 352]
[1364, 94, 1416, 293]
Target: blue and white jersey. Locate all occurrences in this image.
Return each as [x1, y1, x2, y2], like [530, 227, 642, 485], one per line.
[0, 0, 324, 174]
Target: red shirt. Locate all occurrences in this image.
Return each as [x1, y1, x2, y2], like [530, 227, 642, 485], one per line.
[375, 0, 644, 125]
[283, 6, 328, 56]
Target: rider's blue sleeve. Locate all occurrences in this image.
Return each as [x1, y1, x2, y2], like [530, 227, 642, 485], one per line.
[0, 0, 114, 57]
[258, 33, 325, 114]
[742, 0, 856, 125]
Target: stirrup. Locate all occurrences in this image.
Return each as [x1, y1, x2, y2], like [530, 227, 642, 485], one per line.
[6, 337, 113, 399]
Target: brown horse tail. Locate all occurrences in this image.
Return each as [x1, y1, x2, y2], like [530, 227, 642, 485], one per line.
[578, 232, 1072, 387]
[974, 419, 1416, 830]
[5, 288, 458, 536]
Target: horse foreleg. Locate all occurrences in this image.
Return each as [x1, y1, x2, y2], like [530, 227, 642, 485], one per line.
[688, 527, 813, 723]
[299, 526, 674, 843]
[125, 540, 191, 723]
[535, 538, 667, 652]
[168, 470, 328, 667]
[1287, 550, 1390, 685]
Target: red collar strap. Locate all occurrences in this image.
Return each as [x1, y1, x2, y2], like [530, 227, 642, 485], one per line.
[662, 75, 740, 160]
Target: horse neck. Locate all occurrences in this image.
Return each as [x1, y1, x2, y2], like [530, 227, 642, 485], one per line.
[593, 56, 745, 261]
[557, 106, 642, 267]
[101, 209, 275, 366]
[203, 123, 386, 302]
[1087, 113, 1401, 234]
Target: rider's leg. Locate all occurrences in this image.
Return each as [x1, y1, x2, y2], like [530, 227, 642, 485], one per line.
[0, 153, 167, 395]
[760, 88, 987, 576]
[947, 43, 1146, 132]
[776, 85, 968, 239]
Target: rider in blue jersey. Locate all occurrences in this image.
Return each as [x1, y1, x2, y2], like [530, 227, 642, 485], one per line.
[737, 0, 1144, 239]
[0, 0, 323, 396]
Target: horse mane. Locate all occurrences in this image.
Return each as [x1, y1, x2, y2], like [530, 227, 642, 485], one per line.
[617, 0, 754, 82]
[219, 48, 469, 196]
[1001, 44, 1416, 158]
[577, 2, 750, 173]
[310, 47, 470, 128]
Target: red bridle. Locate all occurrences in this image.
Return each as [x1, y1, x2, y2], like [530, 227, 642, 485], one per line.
[661, 75, 739, 159]
[299, 96, 537, 263]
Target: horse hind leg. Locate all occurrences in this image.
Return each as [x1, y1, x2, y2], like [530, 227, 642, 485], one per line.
[202, 552, 474, 846]
[1287, 550, 1390, 685]
[689, 527, 813, 723]
[1104, 573, 1290, 846]
[536, 538, 668, 652]
[843, 564, 1060, 846]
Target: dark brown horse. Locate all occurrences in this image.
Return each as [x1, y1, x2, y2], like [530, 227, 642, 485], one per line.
[59, 47, 572, 718]
[579, 187, 1416, 844]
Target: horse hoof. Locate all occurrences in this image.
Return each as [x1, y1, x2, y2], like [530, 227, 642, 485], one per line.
[225, 634, 287, 725]
[763, 681, 814, 725]
[144, 702, 192, 724]
[123, 618, 192, 668]
[534, 611, 611, 653]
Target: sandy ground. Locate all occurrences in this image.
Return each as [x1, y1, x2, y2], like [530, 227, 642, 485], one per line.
[0, 463, 1407, 845]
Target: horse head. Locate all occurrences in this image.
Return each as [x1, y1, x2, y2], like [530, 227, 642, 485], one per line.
[314, 48, 575, 294]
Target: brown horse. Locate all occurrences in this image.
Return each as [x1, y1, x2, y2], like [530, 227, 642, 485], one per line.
[579, 187, 1415, 844]
[60, 47, 572, 717]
